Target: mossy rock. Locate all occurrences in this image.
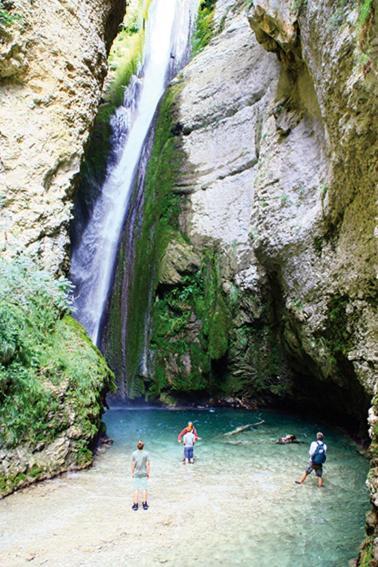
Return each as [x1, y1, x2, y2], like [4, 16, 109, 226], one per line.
[159, 237, 200, 285]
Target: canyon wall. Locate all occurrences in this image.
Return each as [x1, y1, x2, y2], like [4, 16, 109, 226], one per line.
[135, 0, 376, 419]
[0, 0, 125, 273]
[0, 0, 125, 496]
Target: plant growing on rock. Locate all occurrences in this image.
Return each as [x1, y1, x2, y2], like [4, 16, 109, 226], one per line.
[0, 1, 21, 28]
[290, 0, 307, 14]
[192, 0, 217, 55]
[0, 255, 114, 496]
[358, 0, 374, 26]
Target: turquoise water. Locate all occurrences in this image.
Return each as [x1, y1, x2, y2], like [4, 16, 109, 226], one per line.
[105, 408, 369, 566]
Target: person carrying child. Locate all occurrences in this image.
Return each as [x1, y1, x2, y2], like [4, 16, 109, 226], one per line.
[182, 424, 196, 464]
[177, 421, 200, 443]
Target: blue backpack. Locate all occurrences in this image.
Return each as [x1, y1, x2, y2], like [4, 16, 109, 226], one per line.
[312, 441, 326, 465]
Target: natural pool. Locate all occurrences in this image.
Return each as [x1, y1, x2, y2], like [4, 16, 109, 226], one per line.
[0, 409, 369, 566]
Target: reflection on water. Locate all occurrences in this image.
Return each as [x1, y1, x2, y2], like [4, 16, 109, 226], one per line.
[104, 408, 369, 566]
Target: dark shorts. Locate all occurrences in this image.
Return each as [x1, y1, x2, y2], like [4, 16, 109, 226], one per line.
[306, 462, 323, 477]
[184, 447, 194, 460]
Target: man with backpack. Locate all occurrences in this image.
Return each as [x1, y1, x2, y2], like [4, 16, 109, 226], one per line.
[295, 432, 327, 488]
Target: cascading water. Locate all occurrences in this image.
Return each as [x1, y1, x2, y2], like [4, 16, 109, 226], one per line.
[70, 0, 198, 346]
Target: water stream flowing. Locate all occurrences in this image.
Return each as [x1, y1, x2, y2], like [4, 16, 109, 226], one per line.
[0, 409, 369, 566]
[70, 0, 197, 345]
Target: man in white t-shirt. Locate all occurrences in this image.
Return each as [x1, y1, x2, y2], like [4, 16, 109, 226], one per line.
[183, 426, 196, 464]
[296, 432, 327, 488]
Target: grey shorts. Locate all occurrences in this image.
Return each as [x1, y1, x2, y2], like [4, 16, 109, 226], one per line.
[305, 463, 323, 477]
[133, 476, 148, 490]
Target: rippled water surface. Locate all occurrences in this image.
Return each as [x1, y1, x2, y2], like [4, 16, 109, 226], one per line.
[0, 408, 369, 567]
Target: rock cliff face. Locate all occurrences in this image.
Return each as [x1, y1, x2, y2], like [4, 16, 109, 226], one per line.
[143, 0, 377, 559]
[247, 0, 377, 415]
[125, 0, 292, 402]
[0, 0, 125, 273]
[139, 0, 376, 416]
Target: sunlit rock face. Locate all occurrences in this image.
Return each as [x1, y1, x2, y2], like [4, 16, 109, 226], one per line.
[0, 0, 125, 273]
[169, 0, 377, 414]
[177, 5, 279, 264]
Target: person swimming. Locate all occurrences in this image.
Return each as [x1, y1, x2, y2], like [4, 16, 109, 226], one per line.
[275, 434, 299, 444]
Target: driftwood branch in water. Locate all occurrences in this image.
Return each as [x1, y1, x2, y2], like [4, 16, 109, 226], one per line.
[223, 420, 265, 437]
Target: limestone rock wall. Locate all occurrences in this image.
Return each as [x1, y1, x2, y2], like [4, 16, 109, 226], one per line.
[0, 0, 125, 273]
[247, 0, 377, 406]
[169, 0, 377, 412]
[138, 0, 293, 403]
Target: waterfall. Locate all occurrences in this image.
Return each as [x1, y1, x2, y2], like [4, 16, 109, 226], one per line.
[70, 0, 198, 346]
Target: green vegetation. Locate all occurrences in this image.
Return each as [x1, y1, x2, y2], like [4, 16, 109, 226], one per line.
[291, 0, 307, 13]
[120, 83, 186, 397]
[358, 0, 374, 26]
[280, 194, 289, 206]
[150, 250, 230, 397]
[320, 295, 353, 369]
[320, 183, 328, 201]
[107, 0, 150, 107]
[0, 255, 114, 493]
[313, 235, 324, 257]
[358, 536, 374, 567]
[357, 0, 375, 64]
[192, 0, 217, 56]
[78, 0, 150, 196]
[0, 1, 21, 28]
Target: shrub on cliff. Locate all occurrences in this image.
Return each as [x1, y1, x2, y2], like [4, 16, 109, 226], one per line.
[0, 255, 114, 495]
[0, 1, 21, 29]
[192, 0, 217, 55]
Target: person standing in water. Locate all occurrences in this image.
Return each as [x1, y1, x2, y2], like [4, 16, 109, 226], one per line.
[131, 440, 150, 510]
[296, 432, 327, 488]
[177, 421, 200, 443]
[182, 425, 196, 464]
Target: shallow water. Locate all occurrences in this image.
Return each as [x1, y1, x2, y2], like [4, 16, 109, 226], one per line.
[0, 409, 369, 566]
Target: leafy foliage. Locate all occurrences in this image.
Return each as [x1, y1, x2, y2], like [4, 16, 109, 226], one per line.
[0, 256, 113, 450]
[358, 0, 374, 26]
[0, 1, 21, 28]
[0, 256, 71, 447]
[192, 0, 217, 55]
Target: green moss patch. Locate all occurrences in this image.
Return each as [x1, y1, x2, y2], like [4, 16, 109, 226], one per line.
[150, 250, 231, 398]
[120, 83, 186, 397]
[322, 295, 353, 361]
